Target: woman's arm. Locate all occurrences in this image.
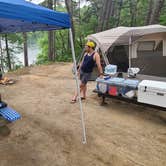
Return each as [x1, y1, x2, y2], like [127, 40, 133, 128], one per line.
[94, 52, 103, 75]
[77, 54, 85, 72]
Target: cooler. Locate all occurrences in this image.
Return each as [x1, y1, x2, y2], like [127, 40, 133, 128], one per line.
[138, 80, 166, 108]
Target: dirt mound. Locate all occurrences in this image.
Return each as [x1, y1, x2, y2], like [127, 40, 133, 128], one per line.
[0, 63, 166, 166]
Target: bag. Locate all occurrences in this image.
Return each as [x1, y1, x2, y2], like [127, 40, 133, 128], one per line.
[0, 101, 7, 109]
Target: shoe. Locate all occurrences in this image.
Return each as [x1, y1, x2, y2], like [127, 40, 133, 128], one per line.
[70, 99, 77, 104]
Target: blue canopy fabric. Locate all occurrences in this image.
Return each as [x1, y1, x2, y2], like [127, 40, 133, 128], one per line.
[0, 0, 71, 33]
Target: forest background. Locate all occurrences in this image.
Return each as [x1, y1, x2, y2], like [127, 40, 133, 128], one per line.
[0, 0, 166, 71]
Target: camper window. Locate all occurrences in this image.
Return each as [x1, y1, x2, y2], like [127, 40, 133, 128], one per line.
[137, 41, 155, 51]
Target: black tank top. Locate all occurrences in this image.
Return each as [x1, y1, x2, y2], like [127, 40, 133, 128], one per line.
[81, 52, 95, 73]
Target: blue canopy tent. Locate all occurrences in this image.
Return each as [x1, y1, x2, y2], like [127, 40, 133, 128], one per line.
[0, 0, 86, 143]
[0, 0, 70, 33]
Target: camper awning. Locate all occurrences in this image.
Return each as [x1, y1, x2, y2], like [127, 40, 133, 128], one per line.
[0, 0, 71, 33]
[87, 25, 166, 54]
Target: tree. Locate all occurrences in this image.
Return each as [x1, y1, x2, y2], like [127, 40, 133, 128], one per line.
[4, 34, 11, 70]
[0, 37, 4, 72]
[115, 0, 123, 27]
[97, 0, 107, 32]
[104, 0, 113, 30]
[145, 0, 154, 25]
[65, 0, 75, 41]
[0, 33, 23, 71]
[47, 0, 55, 61]
[149, 0, 165, 24]
[36, 0, 166, 65]
[129, 0, 137, 26]
[23, 32, 28, 66]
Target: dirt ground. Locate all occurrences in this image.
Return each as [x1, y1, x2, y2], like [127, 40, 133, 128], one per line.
[0, 63, 166, 166]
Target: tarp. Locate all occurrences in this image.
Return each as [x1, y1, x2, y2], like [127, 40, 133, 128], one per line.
[87, 25, 166, 54]
[0, 0, 71, 33]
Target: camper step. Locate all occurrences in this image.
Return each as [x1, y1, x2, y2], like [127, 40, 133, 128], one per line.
[0, 107, 21, 122]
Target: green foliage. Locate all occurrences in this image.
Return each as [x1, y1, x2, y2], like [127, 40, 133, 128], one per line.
[36, 0, 166, 65]
[0, 33, 23, 70]
[160, 3, 166, 25]
[36, 32, 49, 64]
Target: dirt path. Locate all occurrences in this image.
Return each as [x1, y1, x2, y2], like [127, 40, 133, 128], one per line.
[0, 63, 166, 166]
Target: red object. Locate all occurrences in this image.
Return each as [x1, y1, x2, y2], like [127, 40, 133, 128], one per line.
[109, 86, 117, 96]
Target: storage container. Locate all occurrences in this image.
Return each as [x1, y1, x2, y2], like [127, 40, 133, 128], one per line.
[138, 80, 166, 108]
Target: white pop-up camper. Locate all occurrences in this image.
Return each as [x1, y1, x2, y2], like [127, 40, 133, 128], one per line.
[87, 25, 166, 79]
[88, 25, 166, 109]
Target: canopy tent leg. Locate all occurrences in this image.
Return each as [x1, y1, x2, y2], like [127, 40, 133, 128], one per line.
[69, 28, 87, 144]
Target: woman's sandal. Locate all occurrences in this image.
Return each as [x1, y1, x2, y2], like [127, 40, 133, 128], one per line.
[70, 99, 77, 104]
[81, 97, 86, 100]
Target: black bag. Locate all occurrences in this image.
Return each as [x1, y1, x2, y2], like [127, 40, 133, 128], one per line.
[0, 101, 7, 109]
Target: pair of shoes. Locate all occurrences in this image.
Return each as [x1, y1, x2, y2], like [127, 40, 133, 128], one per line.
[70, 99, 77, 104]
[81, 97, 86, 100]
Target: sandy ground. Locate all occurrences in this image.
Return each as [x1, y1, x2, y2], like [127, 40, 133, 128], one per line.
[0, 63, 166, 166]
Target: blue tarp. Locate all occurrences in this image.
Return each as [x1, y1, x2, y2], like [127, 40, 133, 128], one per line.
[0, 0, 71, 33]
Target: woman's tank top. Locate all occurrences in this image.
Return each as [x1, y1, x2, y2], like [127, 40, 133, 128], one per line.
[81, 52, 95, 73]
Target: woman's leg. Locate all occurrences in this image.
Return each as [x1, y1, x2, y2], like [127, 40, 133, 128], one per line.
[72, 83, 85, 101]
[82, 84, 87, 99]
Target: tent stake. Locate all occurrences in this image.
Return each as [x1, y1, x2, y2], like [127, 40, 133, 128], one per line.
[69, 28, 87, 144]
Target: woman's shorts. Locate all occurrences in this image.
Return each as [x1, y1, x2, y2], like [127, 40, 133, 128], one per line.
[80, 70, 91, 84]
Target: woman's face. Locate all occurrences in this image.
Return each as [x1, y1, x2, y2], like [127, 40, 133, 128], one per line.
[85, 45, 90, 52]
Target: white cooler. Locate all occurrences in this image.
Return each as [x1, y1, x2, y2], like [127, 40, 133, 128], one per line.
[138, 80, 166, 108]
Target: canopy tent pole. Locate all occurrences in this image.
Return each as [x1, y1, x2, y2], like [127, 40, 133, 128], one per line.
[69, 28, 87, 144]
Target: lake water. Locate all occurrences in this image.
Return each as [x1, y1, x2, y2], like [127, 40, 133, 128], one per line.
[16, 45, 40, 65]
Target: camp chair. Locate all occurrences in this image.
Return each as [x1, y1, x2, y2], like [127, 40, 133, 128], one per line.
[0, 96, 21, 123]
[0, 106, 21, 122]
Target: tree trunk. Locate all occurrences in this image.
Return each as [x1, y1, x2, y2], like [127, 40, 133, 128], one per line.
[129, 0, 137, 26]
[104, 0, 113, 30]
[48, 0, 54, 61]
[65, 0, 75, 41]
[53, 0, 57, 60]
[149, 0, 165, 24]
[145, 0, 154, 25]
[5, 34, 11, 70]
[97, 0, 107, 32]
[115, 0, 123, 27]
[0, 37, 4, 72]
[23, 32, 28, 67]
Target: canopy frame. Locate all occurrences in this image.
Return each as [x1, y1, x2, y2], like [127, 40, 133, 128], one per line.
[0, 0, 87, 144]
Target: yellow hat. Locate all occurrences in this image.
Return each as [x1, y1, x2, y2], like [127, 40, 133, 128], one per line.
[86, 41, 95, 48]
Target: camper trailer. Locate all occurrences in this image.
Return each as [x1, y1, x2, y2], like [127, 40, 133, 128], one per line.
[87, 24, 166, 79]
[86, 25, 166, 108]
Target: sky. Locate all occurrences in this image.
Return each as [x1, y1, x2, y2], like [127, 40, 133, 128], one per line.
[30, 0, 89, 7]
[30, 0, 44, 4]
